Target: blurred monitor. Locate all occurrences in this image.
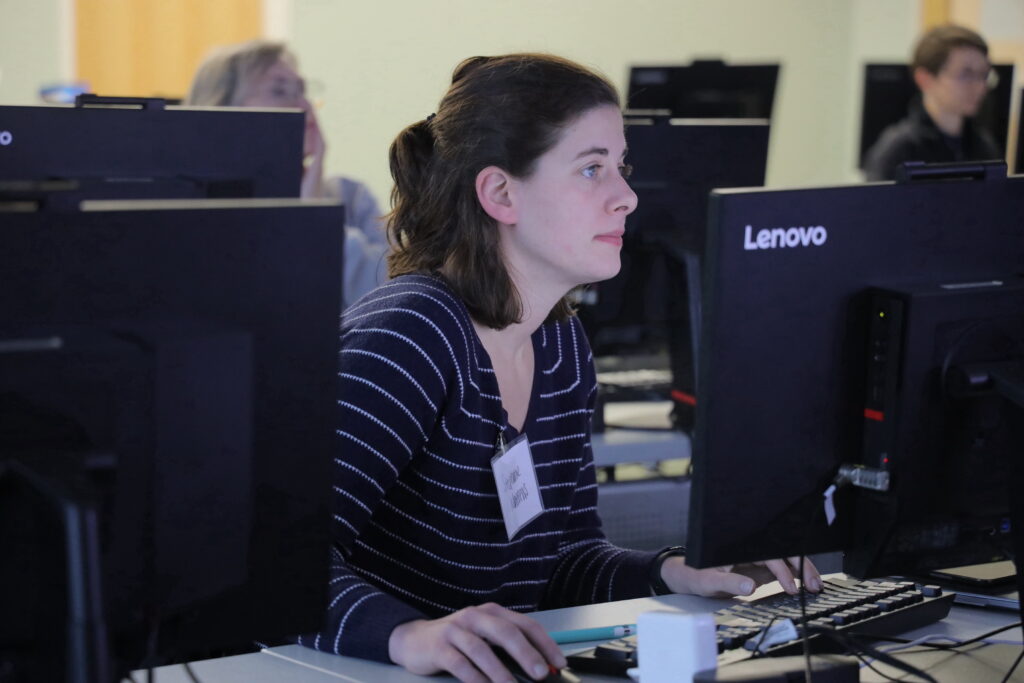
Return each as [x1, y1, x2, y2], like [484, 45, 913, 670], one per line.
[578, 115, 769, 431]
[0, 98, 304, 206]
[627, 60, 779, 119]
[859, 63, 1014, 168]
[0, 200, 343, 681]
[1017, 87, 1024, 174]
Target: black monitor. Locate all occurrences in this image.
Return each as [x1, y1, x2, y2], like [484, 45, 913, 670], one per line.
[686, 163, 1024, 609]
[859, 63, 1015, 167]
[0, 200, 343, 681]
[1017, 87, 1024, 174]
[627, 61, 779, 119]
[0, 98, 304, 205]
[578, 115, 769, 430]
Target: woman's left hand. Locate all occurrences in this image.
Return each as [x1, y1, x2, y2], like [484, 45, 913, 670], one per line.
[660, 555, 822, 598]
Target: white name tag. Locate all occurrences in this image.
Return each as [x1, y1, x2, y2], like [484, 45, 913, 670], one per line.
[491, 433, 544, 540]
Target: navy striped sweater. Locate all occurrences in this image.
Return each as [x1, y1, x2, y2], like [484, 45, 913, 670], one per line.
[300, 273, 659, 662]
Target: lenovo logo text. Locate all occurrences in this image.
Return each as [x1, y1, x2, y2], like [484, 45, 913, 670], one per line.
[743, 224, 827, 250]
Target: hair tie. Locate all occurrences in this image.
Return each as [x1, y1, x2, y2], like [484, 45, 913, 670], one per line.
[425, 113, 436, 122]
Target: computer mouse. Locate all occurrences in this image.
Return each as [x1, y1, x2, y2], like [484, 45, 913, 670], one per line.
[491, 646, 582, 682]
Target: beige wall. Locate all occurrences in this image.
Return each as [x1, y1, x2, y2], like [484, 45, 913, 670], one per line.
[2, 0, 929, 195]
[0, 0, 66, 105]
[289, 0, 918, 202]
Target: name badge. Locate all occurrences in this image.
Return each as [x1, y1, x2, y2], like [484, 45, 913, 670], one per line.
[491, 432, 544, 540]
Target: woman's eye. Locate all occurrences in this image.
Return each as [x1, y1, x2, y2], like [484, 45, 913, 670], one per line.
[619, 164, 634, 179]
[582, 164, 601, 179]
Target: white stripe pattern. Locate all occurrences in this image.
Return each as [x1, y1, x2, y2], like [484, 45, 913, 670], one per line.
[302, 274, 661, 664]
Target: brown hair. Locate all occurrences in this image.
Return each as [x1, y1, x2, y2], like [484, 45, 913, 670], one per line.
[185, 40, 294, 106]
[912, 24, 988, 75]
[385, 53, 620, 329]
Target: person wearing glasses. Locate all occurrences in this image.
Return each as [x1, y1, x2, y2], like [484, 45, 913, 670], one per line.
[863, 24, 1000, 181]
[186, 40, 387, 307]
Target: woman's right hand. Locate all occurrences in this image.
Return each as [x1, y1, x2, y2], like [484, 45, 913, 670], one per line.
[388, 602, 566, 682]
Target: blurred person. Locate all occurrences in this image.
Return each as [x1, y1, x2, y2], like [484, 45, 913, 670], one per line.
[186, 40, 386, 307]
[863, 24, 1000, 181]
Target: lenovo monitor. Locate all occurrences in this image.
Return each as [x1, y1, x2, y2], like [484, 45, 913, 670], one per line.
[686, 163, 1023, 602]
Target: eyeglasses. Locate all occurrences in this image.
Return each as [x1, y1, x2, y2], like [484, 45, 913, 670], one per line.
[260, 77, 326, 107]
[941, 66, 998, 89]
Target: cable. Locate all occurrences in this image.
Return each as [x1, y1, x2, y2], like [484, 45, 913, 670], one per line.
[877, 632, 1023, 654]
[804, 627, 939, 683]
[799, 554, 811, 683]
[748, 615, 779, 657]
[999, 646, 1024, 683]
[182, 661, 203, 683]
[851, 650, 920, 683]
[861, 621, 1023, 651]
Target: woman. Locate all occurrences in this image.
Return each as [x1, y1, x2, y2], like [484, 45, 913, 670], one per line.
[308, 53, 820, 683]
[185, 40, 386, 307]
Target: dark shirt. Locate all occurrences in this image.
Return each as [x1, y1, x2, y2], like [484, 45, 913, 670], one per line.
[863, 101, 1000, 181]
[298, 274, 659, 662]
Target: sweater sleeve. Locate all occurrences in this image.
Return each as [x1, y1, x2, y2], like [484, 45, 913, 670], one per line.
[298, 287, 458, 661]
[541, 319, 660, 609]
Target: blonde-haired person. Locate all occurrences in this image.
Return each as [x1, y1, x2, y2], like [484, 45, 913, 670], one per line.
[186, 40, 386, 307]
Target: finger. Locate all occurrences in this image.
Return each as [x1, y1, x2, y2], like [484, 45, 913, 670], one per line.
[446, 625, 510, 683]
[458, 606, 554, 680]
[787, 556, 822, 592]
[763, 559, 798, 594]
[689, 567, 756, 597]
[486, 606, 567, 669]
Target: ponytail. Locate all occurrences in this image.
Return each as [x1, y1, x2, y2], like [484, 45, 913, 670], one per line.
[384, 53, 619, 329]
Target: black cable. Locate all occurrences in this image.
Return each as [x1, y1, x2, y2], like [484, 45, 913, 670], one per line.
[182, 661, 203, 683]
[998, 646, 1024, 683]
[749, 615, 779, 657]
[850, 650, 917, 683]
[799, 554, 811, 683]
[806, 627, 939, 683]
[858, 621, 1023, 651]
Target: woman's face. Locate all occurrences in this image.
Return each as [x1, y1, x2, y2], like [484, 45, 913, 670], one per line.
[237, 59, 320, 157]
[500, 104, 638, 294]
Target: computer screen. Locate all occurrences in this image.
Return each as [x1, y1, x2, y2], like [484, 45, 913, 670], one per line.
[859, 63, 1014, 168]
[578, 116, 769, 430]
[0, 100, 304, 204]
[627, 61, 779, 119]
[686, 164, 1023, 590]
[0, 200, 343, 681]
[1016, 87, 1024, 174]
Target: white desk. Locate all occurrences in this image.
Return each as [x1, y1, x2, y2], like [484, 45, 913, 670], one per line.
[148, 590, 1022, 682]
[591, 401, 689, 468]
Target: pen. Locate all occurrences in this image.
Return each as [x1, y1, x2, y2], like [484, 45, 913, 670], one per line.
[548, 623, 637, 644]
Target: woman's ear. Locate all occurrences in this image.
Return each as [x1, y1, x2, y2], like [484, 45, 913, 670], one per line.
[475, 166, 517, 225]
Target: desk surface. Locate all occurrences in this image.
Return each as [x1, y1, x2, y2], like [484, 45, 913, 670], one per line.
[591, 401, 690, 468]
[149, 588, 1022, 682]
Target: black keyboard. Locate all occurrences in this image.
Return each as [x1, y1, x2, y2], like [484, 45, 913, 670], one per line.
[566, 578, 955, 677]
